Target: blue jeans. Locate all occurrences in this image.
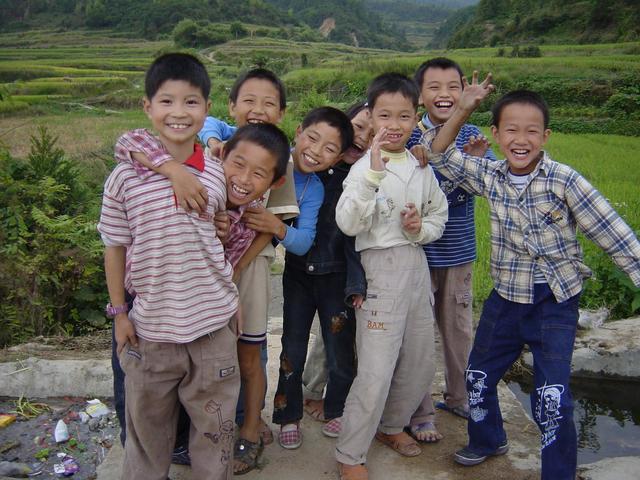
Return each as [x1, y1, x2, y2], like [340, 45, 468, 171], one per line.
[273, 266, 356, 424]
[466, 284, 580, 480]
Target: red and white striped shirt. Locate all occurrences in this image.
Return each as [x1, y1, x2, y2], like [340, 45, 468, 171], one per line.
[98, 140, 238, 343]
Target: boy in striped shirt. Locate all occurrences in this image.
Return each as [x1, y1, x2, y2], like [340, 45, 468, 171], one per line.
[427, 79, 640, 480]
[98, 53, 242, 480]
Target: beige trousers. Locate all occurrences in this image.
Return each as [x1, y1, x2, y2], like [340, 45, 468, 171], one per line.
[120, 325, 240, 480]
[335, 245, 435, 465]
[411, 262, 473, 425]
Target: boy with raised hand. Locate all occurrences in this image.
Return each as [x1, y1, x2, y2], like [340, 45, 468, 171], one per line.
[98, 52, 240, 480]
[335, 73, 448, 480]
[248, 106, 355, 449]
[405, 57, 497, 442]
[426, 78, 640, 480]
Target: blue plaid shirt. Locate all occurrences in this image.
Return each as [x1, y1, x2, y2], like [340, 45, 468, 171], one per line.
[424, 127, 640, 304]
[407, 115, 496, 267]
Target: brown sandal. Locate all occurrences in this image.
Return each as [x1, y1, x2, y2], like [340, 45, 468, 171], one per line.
[338, 462, 368, 480]
[375, 431, 422, 457]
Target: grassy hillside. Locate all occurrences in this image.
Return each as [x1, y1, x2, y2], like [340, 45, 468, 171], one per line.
[448, 0, 640, 48]
[0, 30, 639, 344]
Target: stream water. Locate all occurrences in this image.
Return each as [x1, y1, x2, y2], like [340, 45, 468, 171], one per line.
[508, 378, 640, 464]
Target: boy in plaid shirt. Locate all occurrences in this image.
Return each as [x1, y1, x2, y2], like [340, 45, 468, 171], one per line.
[426, 79, 640, 480]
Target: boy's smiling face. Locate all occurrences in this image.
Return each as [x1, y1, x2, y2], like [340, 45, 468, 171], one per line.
[370, 91, 416, 153]
[229, 78, 284, 127]
[223, 140, 278, 207]
[420, 67, 462, 125]
[293, 122, 343, 174]
[143, 79, 209, 150]
[491, 102, 551, 175]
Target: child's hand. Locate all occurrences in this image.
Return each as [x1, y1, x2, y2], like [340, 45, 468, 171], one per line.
[114, 314, 138, 355]
[352, 294, 364, 309]
[207, 138, 224, 158]
[243, 205, 287, 240]
[463, 134, 491, 157]
[370, 128, 391, 172]
[167, 165, 208, 213]
[410, 144, 430, 168]
[214, 211, 230, 244]
[458, 71, 495, 114]
[401, 202, 421, 235]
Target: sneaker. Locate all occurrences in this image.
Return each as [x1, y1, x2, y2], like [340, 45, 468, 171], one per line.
[171, 445, 191, 466]
[454, 440, 509, 466]
[322, 417, 342, 438]
[278, 424, 302, 449]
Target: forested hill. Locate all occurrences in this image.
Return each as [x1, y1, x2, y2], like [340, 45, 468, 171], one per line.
[445, 0, 640, 48]
[0, 0, 410, 50]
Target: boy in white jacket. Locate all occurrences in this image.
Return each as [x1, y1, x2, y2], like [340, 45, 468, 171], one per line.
[335, 73, 448, 480]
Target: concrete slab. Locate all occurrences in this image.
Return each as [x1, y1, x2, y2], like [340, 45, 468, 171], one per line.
[96, 331, 541, 480]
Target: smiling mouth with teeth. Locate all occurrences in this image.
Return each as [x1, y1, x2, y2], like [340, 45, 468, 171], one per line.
[231, 183, 250, 196]
[512, 149, 530, 157]
[304, 153, 319, 165]
[167, 123, 190, 129]
[435, 101, 453, 108]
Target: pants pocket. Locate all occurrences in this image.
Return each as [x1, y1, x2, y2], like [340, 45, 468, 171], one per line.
[360, 295, 395, 334]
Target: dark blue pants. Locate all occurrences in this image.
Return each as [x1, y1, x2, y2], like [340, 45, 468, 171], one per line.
[466, 284, 580, 480]
[273, 266, 356, 424]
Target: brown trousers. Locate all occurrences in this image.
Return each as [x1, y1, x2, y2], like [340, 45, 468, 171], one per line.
[119, 325, 240, 480]
[411, 262, 473, 425]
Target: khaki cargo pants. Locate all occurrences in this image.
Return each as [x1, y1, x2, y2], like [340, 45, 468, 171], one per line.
[336, 245, 436, 465]
[119, 324, 240, 480]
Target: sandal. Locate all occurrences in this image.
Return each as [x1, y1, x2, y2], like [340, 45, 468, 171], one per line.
[258, 418, 274, 446]
[338, 462, 368, 480]
[435, 401, 469, 419]
[233, 437, 263, 475]
[303, 398, 327, 422]
[375, 431, 422, 457]
[409, 421, 443, 443]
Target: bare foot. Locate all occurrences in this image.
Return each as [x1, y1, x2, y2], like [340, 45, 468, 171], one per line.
[303, 398, 326, 422]
[409, 421, 443, 443]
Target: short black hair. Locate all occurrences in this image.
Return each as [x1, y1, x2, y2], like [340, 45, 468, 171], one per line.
[414, 57, 464, 89]
[345, 101, 368, 120]
[366, 73, 419, 111]
[145, 53, 210, 100]
[223, 123, 290, 183]
[229, 68, 286, 110]
[492, 90, 550, 129]
[300, 106, 354, 154]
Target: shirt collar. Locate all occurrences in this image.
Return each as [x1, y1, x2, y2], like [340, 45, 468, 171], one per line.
[421, 114, 437, 130]
[184, 143, 205, 172]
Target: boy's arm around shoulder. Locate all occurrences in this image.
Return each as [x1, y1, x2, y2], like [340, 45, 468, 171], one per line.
[335, 155, 381, 236]
[566, 170, 640, 287]
[198, 115, 237, 149]
[115, 128, 208, 213]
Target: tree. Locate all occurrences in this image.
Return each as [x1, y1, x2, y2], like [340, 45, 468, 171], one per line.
[230, 21, 247, 38]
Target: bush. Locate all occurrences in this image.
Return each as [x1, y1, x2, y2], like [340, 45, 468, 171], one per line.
[0, 128, 107, 346]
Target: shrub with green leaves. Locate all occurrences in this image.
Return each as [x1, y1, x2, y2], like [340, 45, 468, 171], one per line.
[0, 127, 107, 346]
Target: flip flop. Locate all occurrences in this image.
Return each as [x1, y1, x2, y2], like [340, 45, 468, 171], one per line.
[435, 401, 469, 419]
[375, 431, 421, 457]
[409, 421, 443, 443]
[233, 437, 263, 475]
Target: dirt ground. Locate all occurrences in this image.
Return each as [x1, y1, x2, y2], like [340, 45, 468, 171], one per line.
[0, 396, 118, 479]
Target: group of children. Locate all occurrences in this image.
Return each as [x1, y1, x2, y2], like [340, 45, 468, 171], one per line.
[99, 52, 640, 480]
